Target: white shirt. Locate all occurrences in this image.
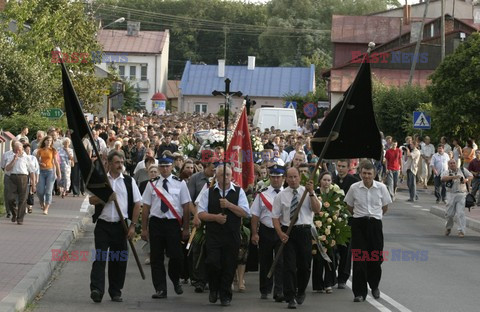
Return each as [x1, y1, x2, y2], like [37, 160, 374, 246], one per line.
[272, 185, 317, 226]
[4, 152, 35, 175]
[430, 152, 450, 176]
[251, 185, 283, 228]
[142, 174, 192, 219]
[421, 143, 435, 158]
[443, 143, 452, 154]
[196, 182, 250, 217]
[344, 180, 391, 220]
[279, 150, 289, 163]
[1, 150, 14, 175]
[441, 168, 473, 193]
[285, 150, 307, 164]
[27, 155, 40, 175]
[99, 173, 142, 222]
[133, 158, 159, 175]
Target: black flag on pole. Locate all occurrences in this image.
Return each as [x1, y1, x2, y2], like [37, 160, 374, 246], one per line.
[311, 62, 382, 160]
[61, 62, 114, 203]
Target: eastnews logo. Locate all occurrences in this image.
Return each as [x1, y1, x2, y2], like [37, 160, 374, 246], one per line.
[51, 51, 129, 64]
[352, 249, 429, 262]
[351, 51, 428, 64]
[51, 249, 128, 261]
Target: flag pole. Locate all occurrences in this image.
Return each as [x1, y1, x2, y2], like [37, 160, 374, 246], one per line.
[58, 49, 145, 280]
[267, 43, 375, 279]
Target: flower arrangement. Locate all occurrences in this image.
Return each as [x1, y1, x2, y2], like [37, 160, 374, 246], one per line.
[313, 184, 351, 253]
[178, 135, 200, 158]
[251, 135, 263, 152]
[203, 132, 225, 149]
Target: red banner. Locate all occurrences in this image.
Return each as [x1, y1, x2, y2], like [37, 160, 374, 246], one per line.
[226, 107, 255, 189]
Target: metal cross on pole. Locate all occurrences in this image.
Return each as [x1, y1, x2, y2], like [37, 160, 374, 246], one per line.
[212, 78, 242, 197]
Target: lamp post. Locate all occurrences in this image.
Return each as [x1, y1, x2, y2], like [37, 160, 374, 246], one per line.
[101, 17, 125, 29]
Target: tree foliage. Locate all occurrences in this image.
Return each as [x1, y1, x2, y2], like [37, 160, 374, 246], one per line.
[372, 81, 431, 142]
[428, 33, 480, 142]
[0, 113, 67, 139]
[0, 0, 114, 115]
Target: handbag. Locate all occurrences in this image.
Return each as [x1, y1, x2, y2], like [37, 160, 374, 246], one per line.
[27, 191, 34, 206]
[461, 167, 475, 211]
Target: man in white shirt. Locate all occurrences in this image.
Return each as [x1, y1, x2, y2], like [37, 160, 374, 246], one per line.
[88, 150, 142, 303]
[404, 142, 420, 202]
[344, 161, 391, 303]
[430, 144, 450, 204]
[419, 136, 435, 189]
[4, 141, 36, 224]
[141, 156, 191, 300]
[272, 167, 321, 309]
[251, 165, 285, 302]
[441, 159, 473, 238]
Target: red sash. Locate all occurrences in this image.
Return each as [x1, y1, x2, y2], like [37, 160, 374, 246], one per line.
[259, 192, 273, 212]
[150, 182, 182, 225]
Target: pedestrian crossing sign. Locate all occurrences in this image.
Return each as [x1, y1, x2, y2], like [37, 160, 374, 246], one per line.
[413, 111, 431, 129]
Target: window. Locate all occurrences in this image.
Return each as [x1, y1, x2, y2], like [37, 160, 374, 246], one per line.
[129, 66, 136, 80]
[195, 103, 207, 113]
[119, 65, 125, 79]
[141, 65, 147, 81]
[139, 101, 146, 108]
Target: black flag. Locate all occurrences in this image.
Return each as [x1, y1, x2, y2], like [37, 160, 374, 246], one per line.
[61, 62, 114, 203]
[311, 62, 382, 160]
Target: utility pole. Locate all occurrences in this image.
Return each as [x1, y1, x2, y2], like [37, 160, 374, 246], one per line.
[408, 0, 430, 85]
[223, 25, 228, 62]
[441, 0, 445, 61]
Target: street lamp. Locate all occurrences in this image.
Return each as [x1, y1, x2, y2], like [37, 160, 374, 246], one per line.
[101, 17, 125, 29]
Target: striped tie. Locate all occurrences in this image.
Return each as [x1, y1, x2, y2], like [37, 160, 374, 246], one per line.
[290, 189, 298, 220]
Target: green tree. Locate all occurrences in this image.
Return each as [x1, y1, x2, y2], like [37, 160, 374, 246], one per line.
[428, 33, 480, 142]
[372, 82, 431, 142]
[1, 0, 113, 114]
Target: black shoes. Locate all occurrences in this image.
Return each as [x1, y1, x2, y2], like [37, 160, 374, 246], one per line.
[111, 296, 123, 302]
[260, 293, 268, 299]
[194, 285, 205, 293]
[354, 296, 365, 302]
[295, 293, 306, 305]
[90, 289, 102, 303]
[152, 290, 167, 299]
[287, 300, 297, 309]
[372, 288, 380, 299]
[174, 283, 183, 295]
[220, 298, 231, 306]
[274, 294, 284, 302]
[6, 213, 11, 218]
[337, 282, 346, 289]
[209, 291, 218, 303]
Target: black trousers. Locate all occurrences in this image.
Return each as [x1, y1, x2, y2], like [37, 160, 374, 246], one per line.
[282, 225, 312, 302]
[351, 217, 384, 298]
[336, 243, 352, 284]
[149, 217, 183, 292]
[70, 163, 85, 195]
[312, 248, 336, 290]
[258, 224, 283, 296]
[205, 231, 240, 301]
[90, 219, 128, 298]
[190, 239, 207, 287]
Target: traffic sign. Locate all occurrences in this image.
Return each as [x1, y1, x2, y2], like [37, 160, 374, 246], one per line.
[303, 102, 317, 118]
[413, 111, 431, 129]
[285, 101, 297, 109]
[40, 108, 64, 119]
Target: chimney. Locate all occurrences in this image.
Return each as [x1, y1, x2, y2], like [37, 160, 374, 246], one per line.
[218, 59, 225, 78]
[474, 6, 480, 24]
[247, 56, 256, 70]
[403, 4, 411, 25]
[127, 21, 140, 36]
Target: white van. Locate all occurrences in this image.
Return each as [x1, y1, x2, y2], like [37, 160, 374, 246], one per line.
[252, 108, 298, 131]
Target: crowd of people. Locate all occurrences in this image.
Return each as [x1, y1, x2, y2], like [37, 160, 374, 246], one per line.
[1, 109, 475, 308]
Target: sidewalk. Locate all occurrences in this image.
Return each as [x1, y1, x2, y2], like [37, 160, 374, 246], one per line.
[396, 182, 480, 233]
[0, 195, 91, 312]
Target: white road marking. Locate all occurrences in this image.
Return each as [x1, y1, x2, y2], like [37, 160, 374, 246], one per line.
[413, 205, 422, 208]
[421, 208, 429, 211]
[346, 277, 412, 312]
[80, 196, 90, 212]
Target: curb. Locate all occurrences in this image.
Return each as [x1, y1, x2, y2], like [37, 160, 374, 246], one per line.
[429, 205, 480, 233]
[0, 197, 92, 312]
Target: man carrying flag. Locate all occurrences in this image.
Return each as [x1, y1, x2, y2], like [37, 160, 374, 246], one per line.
[60, 56, 145, 303]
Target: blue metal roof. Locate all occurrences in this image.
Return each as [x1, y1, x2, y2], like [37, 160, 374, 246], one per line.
[180, 61, 315, 97]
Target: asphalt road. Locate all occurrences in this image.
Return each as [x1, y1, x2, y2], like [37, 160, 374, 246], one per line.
[30, 189, 480, 312]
